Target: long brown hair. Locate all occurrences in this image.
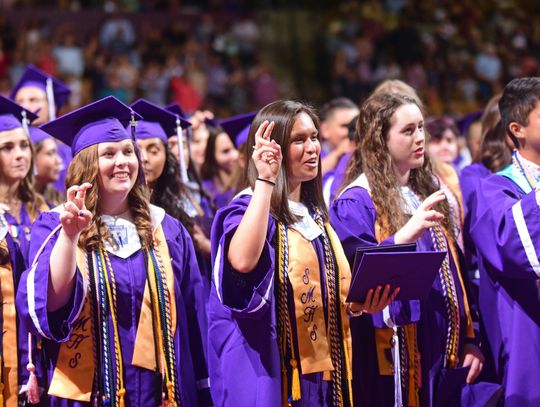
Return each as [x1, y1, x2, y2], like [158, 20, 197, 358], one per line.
[344, 93, 454, 240]
[474, 93, 512, 172]
[66, 142, 153, 250]
[245, 100, 327, 225]
[0, 127, 47, 219]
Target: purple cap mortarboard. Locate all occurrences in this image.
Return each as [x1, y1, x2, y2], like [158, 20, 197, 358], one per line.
[165, 102, 189, 120]
[40, 96, 141, 156]
[347, 245, 445, 303]
[28, 127, 52, 144]
[10, 65, 71, 119]
[457, 110, 483, 136]
[217, 112, 257, 148]
[130, 99, 191, 144]
[0, 95, 38, 133]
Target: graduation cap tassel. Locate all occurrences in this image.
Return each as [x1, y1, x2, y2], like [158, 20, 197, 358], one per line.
[176, 117, 189, 184]
[290, 359, 301, 401]
[26, 333, 41, 404]
[20, 110, 29, 137]
[46, 77, 56, 121]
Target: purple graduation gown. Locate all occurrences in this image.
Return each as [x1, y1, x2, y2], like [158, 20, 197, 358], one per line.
[202, 179, 234, 209]
[3, 231, 48, 405]
[470, 169, 540, 406]
[5, 204, 39, 262]
[459, 162, 491, 273]
[208, 194, 338, 407]
[322, 152, 351, 206]
[16, 210, 211, 406]
[331, 186, 475, 406]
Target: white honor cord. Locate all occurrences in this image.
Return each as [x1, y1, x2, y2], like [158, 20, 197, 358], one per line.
[176, 118, 189, 184]
[393, 325, 403, 407]
[46, 78, 56, 120]
[384, 306, 403, 407]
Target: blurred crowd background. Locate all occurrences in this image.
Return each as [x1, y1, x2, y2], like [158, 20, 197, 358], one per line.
[1, 0, 539, 118]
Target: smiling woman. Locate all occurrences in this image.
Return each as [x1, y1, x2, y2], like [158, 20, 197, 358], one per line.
[16, 96, 212, 407]
[208, 100, 395, 406]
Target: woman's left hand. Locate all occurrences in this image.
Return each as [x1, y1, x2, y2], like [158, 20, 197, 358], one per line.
[349, 284, 400, 314]
[461, 343, 484, 384]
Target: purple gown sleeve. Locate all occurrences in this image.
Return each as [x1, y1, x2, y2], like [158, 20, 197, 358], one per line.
[210, 194, 276, 319]
[164, 215, 211, 405]
[330, 186, 420, 326]
[15, 211, 86, 342]
[471, 174, 540, 279]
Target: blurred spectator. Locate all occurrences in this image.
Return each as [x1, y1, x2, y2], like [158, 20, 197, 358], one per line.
[53, 30, 84, 78]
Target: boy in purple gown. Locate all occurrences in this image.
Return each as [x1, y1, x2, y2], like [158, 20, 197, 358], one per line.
[16, 97, 211, 406]
[470, 77, 540, 406]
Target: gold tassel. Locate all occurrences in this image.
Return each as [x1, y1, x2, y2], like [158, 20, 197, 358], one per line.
[167, 381, 176, 407]
[118, 388, 126, 407]
[290, 359, 301, 401]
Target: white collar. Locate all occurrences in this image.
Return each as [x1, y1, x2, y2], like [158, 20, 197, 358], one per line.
[234, 188, 322, 241]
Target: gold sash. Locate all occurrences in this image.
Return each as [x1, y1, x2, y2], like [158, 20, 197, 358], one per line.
[0, 239, 18, 407]
[48, 225, 177, 401]
[287, 225, 352, 379]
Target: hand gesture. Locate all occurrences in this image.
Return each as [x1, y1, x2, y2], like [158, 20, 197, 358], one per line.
[461, 343, 484, 384]
[349, 284, 400, 315]
[60, 183, 93, 240]
[395, 190, 446, 244]
[252, 120, 282, 182]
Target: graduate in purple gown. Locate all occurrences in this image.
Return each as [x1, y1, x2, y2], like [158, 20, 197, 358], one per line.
[28, 126, 64, 206]
[470, 77, 540, 406]
[16, 96, 211, 406]
[131, 99, 213, 297]
[322, 116, 356, 206]
[0, 97, 48, 406]
[0, 96, 49, 260]
[208, 100, 395, 406]
[10, 65, 72, 194]
[459, 94, 512, 276]
[331, 93, 484, 406]
[200, 121, 240, 209]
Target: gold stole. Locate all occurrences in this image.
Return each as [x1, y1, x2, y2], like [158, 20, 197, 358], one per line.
[0, 239, 18, 407]
[287, 226, 353, 380]
[48, 225, 177, 401]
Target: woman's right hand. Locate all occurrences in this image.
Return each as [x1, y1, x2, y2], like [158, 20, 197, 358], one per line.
[252, 120, 282, 182]
[395, 190, 446, 244]
[60, 183, 93, 240]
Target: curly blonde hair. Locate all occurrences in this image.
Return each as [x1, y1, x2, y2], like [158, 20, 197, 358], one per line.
[343, 92, 455, 241]
[65, 143, 153, 250]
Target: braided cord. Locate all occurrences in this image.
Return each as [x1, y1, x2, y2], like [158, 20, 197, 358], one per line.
[87, 251, 103, 404]
[149, 245, 180, 406]
[314, 212, 345, 407]
[429, 226, 460, 368]
[101, 248, 126, 405]
[95, 249, 113, 404]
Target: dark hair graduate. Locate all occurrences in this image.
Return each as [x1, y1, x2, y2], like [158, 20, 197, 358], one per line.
[150, 147, 194, 233]
[245, 100, 327, 225]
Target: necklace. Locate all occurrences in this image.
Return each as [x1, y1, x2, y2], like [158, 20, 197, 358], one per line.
[513, 150, 538, 190]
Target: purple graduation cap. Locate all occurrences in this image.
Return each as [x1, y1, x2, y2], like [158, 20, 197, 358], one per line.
[0, 95, 38, 134]
[130, 99, 191, 144]
[28, 127, 52, 145]
[40, 96, 141, 156]
[10, 65, 71, 120]
[457, 110, 483, 136]
[217, 112, 257, 148]
[165, 102, 189, 121]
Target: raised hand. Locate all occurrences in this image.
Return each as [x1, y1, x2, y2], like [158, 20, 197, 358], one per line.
[60, 183, 93, 240]
[252, 120, 282, 182]
[395, 190, 447, 244]
[349, 284, 400, 315]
